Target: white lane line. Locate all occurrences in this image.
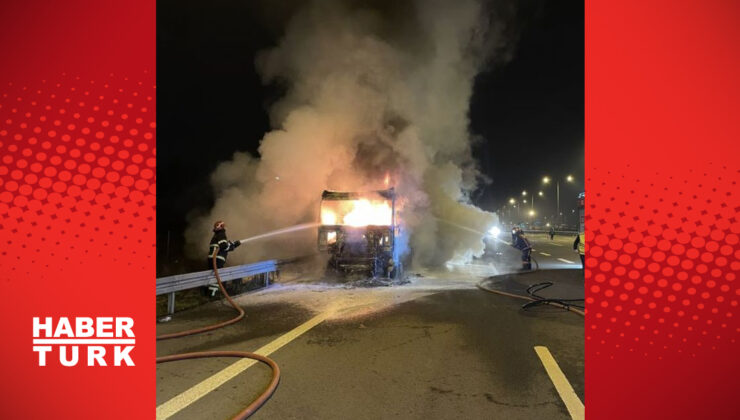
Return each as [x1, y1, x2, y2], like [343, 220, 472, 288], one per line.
[156, 311, 332, 420]
[557, 258, 575, 264]
[548, 243, 563, 247]
[534, 346, 584, 420]
[539, 252, 551, 257]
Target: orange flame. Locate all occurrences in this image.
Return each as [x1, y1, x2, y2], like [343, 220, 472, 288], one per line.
[321, 199, 392, 226]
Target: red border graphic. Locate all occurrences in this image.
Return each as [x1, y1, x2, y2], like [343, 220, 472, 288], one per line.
[0, 0, 738, 418]
[586, 1, 740, 418]
[0, 1, 155, 419]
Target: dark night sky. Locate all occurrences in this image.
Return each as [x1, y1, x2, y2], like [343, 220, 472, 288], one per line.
[157, 0, 583, 253]
[470, 0, 584, 218]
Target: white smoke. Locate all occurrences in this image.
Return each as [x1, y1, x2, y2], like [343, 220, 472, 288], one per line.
[186, 0, 509, 267]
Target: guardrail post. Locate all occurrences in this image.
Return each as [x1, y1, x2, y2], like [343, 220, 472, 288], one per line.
[167, 292, 175, 315]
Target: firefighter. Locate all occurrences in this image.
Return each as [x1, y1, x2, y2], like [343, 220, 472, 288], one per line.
[573, 232, 585, 268]
[514, 230, 533, 270]
[206, 220, 241, 270]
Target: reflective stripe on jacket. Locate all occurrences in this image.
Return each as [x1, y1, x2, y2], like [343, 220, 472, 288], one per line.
[208, 230, 234, 261]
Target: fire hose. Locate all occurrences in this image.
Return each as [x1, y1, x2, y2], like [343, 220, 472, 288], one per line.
[477, 253, 585, 317]
[156, 253, 281, 419]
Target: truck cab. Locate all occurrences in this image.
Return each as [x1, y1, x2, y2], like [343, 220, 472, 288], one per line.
[317, 188, 402, 279]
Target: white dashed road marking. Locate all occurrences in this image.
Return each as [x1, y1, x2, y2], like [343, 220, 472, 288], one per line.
[534, 346, 584, 420]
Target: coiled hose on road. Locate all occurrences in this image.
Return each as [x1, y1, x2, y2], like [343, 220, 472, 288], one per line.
[156, 253, 281, 419]
[477, 253, 585, 317]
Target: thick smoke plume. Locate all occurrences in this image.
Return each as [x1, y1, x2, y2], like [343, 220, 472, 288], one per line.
[186, 0, 508, 267]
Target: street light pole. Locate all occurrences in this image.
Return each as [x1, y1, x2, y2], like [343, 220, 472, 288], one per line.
[556, 181, 560, 224]
[545, 175, 574, 225]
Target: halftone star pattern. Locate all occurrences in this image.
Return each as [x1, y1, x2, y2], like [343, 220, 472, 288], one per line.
[586, 165, 739, 358]
[0, 73, 155, 282]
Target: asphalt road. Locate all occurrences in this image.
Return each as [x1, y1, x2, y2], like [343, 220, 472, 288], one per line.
[156, 242, 584, 420]
[484, 233, 582, 271]
[527, 234, 583, 270]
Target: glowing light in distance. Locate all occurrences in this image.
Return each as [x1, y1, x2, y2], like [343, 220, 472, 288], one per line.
[489, 226, 501, 237]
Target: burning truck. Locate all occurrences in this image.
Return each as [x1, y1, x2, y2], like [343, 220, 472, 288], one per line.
[317, 188, 404, 279]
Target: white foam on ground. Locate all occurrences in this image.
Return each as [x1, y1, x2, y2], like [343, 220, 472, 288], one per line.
[238, 262, 502, 322]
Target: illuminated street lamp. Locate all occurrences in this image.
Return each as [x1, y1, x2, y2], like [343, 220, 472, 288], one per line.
[542, 175, 577, 224]
[528, 210, 535, 217]
[521, 190, 537, 210]
[538, 191, 543, 196]
[504, 198, 520, 221]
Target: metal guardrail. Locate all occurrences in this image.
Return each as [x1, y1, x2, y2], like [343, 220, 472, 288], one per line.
[156, 260, 278, 315]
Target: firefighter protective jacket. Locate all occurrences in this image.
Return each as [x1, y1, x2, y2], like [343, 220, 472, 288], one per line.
[514, 235, 532, 251]
[208, 230, 236, 263]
